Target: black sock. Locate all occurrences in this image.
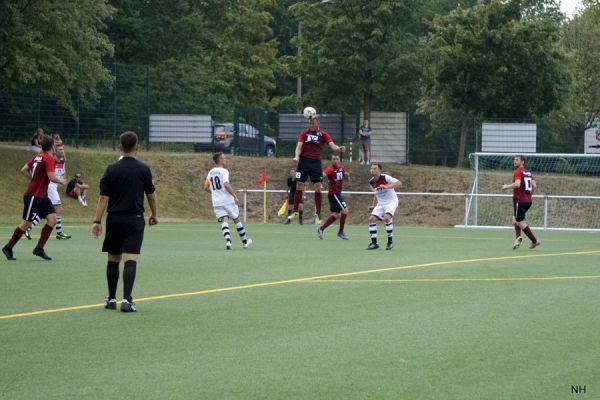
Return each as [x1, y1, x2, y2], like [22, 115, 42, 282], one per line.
[299, 210, 303, 223]
[287, 209, 292, 216]
[371, 238, 377, 244]
[123, 260, 137, 302]
[107, 261, 119, 300]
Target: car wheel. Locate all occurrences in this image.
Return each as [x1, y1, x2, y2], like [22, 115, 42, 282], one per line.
[266, 145, 275, 157]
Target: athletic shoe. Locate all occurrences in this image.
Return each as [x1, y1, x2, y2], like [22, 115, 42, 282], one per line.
[243, 238, 253, 249]
[226, 241, 232, 250]
[2, 245, 16, 261]
[56, 232, 72, 240]
[512, 236, 522, 250]
[337, 231, 349, 240]
[315, 213, 322, 224]
[287, 212, 298, 223]
[316, 227, 324, 240]
[366, 243, 379, 250]
[24, 229, 32, 240]
[386, 242, 394, 250]
[529, 241, 541, 249]
[120, 299, 137, 313]
[284, 218, 291, 225]
[104, 297, 117, 310]
[32, 246, 52, 260]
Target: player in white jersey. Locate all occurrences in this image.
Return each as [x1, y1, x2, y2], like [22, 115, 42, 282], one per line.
[25, 141, 72, 240]
[366, 163, 402, 250]
[204, 152, 252, 250]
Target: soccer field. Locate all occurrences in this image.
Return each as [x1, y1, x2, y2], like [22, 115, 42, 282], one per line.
[1, 223, 598, 399]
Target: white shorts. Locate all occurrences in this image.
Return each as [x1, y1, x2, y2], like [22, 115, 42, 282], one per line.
[47, 185, 62, 206]
[213, 203, 240, 221]
[371, 200, 398, 220]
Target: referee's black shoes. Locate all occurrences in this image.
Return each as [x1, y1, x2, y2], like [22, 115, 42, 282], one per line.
[120, 299, 137, 313]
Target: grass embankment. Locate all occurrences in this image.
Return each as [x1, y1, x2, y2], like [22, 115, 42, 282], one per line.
[0, 144, 475, 226]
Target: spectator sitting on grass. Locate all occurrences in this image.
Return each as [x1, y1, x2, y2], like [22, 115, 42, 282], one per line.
[66, 172, 90, 206]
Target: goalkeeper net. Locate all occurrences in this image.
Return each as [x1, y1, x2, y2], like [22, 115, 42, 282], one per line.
[463, 153, 600, 231]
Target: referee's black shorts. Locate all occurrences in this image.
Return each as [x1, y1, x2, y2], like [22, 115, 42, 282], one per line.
[102, 213, 145, 255]
[296, 157, 323, 183]
[22, 195, 55, 221]
[328, 193, 347, 213]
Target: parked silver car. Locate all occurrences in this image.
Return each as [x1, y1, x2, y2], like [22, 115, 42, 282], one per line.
[194, 123, 276, 157]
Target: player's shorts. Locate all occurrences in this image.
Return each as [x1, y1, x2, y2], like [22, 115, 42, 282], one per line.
[67, 190, 78, 199]
[214, 203, 240, 221]
[296, 157, 323, 183]
[328, 193, 347, 213]
[513, 201, 531, 222]
[22, 195, 55, 221]
[47, 185, 62, 206]
[288, 192, 303, 205]
[102, 213, 145, 255]
[371, 200, 399, 221]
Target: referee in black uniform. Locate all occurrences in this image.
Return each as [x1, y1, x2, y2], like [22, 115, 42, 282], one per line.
[91, 131, 158, 312]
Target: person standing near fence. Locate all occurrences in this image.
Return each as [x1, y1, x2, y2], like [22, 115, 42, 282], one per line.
[358, 119, 372, 165]
[91, 131, 158, 313]
[290, 115, 345, 225]
[204, 152, 252, 250]
[501, 155, 540, 250]
[2, 135, 66, 261]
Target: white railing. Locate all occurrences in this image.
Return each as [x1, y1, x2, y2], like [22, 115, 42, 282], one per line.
[237, 189, 600, 231]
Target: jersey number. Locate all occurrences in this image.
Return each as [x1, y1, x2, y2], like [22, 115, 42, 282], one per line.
[524, 176, 533, 192]
[31, 162, 38, 177]
[210, 176, 222, 190]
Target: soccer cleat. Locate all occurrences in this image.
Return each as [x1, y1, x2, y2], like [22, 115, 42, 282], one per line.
[104, 297, 117, 310]
[337, 231, 349, 240]
[287, 212, 298, 222]
[314, 213, 322, 224]
[512, 236, 523, 250]
[529, 241, 541, 249]
[2, 245, 16, 260]
[226, 241, 232, 250]
[243, 238, 253, 249]
[316, 227, 324, 240]
[386, 242, 394, 250]
[366, 243, 379, 250]
[284, 218, 291, 225]
[32, 247, 52, 260]
[120, 299, 137, 313]
[56, 232, 72, 240]
[24, 229, 32, 240]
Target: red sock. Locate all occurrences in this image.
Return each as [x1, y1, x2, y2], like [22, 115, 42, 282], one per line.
[522, 226, 537, 243]
[321, 215, 336, 231]
[7, 227, 25, 248]
[339, 213, 347, 232]
[37, 224, 53, 248]
[514, 223, 522, 238]
[315, 192, 322, 214]
[293, 190, 303, 212]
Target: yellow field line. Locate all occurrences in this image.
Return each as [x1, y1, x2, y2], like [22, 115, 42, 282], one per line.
[1, 250, 599, 320]
[309, 275, 600, 284]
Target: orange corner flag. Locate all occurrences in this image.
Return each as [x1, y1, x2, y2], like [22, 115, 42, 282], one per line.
[257, 169, 267, 185]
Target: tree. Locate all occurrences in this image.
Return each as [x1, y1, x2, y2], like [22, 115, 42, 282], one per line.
[422, 0, 572, 165]
[289, 0, 425, 115]
[0, 0, 115, 114]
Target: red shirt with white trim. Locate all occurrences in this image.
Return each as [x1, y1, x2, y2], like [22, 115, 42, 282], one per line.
[512, 165, 533, 203]
[25, 152, 56, 198]
[324, 165, 347, 195]
[298, 129, 333, 160]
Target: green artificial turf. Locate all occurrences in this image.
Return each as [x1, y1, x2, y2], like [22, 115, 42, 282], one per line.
[1, 223, 599, 399]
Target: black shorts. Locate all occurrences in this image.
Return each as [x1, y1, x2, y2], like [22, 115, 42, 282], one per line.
[22, 195, 55, 221]
[288, 192, 303, 205]
[296, 157, 323, 183]
[329, 193, 347, 213]
[102, 213, 145, 255]
[513, 202, 531, 222]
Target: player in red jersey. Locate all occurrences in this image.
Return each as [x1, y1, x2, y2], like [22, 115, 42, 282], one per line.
[2, 135, 67, 261]
[502, 155, 539, 249]
[316, 155, 350, 240]
[289, 115, 345, 224]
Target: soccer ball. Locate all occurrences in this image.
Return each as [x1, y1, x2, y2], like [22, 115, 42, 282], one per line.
[303, 106, 317, 120]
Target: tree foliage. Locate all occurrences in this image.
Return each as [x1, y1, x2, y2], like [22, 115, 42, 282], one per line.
[0, 0, 115, 114]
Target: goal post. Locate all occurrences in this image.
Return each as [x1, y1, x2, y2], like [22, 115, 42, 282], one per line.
[462, 152, 600, 231]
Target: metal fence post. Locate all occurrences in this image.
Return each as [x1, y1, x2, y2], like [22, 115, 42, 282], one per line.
[112, 62, 117, 150]
[464, 195, 469, 227]
[243, 190, 247, 223]
[544, 195, 548, 230]
[145, 66, 150, 151]
[76, 96, 80, 148]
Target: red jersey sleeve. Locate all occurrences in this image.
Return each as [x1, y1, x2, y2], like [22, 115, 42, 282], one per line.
[323, 165, 334, 178]
[513, 167, 523, 182]
[322, 130, 333, 144]
[45, 153, 56, 173]
[298, 130, 307, 143]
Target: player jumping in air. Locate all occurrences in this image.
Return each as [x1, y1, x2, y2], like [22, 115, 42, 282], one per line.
[316, 154, 350, 240]
[502, 155, 540, 249]
[205, 152, 252, 250]
[367, 163, 402, 250]
[290, 115, 345, 225]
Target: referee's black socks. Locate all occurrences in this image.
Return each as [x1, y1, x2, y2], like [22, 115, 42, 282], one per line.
[106, 261, 119, 300]
[123, 260, 137, 302]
